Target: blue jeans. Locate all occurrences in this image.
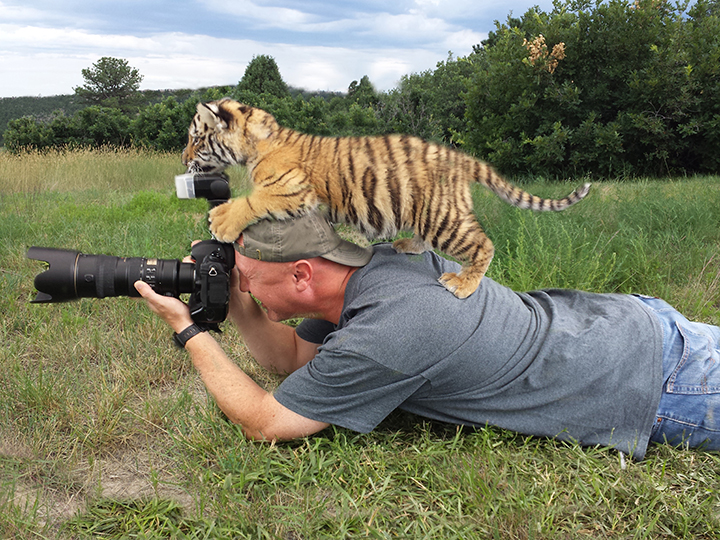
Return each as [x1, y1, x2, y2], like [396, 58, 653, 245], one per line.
[634, 295, 720, 451]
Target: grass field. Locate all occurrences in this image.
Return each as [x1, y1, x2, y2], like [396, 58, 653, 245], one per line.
[1, 148, 720, 538]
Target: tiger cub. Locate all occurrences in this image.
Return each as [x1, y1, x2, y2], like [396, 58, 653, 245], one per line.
[182, 98, 590, 298]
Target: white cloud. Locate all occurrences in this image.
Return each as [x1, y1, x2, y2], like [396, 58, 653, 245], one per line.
[1, 2, 41, 21]
[361, 12, 452, 40]
[0, 0, 507, 97]
[0, 53, 87, 96]
[195, 0, 477, 49]
[0, 22, 478, 97]
[0, 24, 162, 55]
[442, 28, 485, 52]
[199, 0, 318, 28]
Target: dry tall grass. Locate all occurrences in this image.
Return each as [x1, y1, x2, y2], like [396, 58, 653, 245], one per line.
[0, 147, 183, 194]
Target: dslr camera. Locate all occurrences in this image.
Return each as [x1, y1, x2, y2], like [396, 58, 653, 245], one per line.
[28, 174, 235, 331]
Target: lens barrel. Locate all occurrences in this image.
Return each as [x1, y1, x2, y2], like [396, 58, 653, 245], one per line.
[27, 247, 195, 303]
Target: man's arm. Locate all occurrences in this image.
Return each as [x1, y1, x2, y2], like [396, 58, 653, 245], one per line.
[182, 330, 328, 440]
[134, 280, 329, 441]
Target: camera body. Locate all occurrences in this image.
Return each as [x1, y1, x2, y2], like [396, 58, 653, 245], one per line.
[185, 240, 235, 327]
[28, 173, 235, 330]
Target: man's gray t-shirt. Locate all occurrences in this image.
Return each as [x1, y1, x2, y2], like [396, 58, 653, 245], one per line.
[274, 244, 664, 458]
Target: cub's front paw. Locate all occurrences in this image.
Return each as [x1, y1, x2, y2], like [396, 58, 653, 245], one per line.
[209, 202, 245, 243]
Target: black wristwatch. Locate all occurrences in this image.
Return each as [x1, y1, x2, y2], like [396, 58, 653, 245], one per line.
[173, 323, 205, 348]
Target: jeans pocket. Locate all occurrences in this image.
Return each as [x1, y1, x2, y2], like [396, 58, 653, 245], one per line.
[666, 322, 720, 395]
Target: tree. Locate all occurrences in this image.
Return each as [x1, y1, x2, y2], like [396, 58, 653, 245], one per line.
[348, 75, 378, 108]
[377, 54, 474, 144]
[235, 55, 290, 99]
[74, 57, 145, 112]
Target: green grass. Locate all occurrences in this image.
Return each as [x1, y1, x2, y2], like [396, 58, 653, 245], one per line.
[1, 148, 720, 538]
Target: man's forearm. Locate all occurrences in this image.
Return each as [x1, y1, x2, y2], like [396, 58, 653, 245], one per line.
[184, 331, 327, 440]
[185, 331, 275, 432]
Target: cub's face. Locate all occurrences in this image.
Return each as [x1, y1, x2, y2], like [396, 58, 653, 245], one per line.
[182, 101, 235, 174]
[181, 99, 277, 174]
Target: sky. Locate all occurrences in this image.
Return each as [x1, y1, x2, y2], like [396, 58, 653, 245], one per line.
[0, 0, 556, 98]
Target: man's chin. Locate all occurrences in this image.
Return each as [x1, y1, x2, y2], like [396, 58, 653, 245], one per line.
[267, 309, 321, 323]
[266, 310, 296, 323]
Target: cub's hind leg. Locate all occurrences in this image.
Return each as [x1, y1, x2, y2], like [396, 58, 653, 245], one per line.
[393, 234, 432, 255]
[438, 221, 494, 299]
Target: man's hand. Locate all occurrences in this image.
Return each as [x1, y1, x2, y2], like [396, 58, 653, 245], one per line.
[134, 281, 194, 333]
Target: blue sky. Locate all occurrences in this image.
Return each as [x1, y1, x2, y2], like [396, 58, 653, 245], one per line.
[0, 0, 556, 98]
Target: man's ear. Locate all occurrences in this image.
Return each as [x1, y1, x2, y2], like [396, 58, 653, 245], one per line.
[292, 260, 313, 292]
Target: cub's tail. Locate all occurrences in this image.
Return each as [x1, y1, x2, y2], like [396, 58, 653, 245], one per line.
[477, 162, 590, 211]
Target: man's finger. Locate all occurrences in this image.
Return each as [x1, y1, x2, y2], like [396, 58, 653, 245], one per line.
[134, 280, 152, 296]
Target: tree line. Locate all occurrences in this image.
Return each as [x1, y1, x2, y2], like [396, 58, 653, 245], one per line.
[3, 0, 720, 179]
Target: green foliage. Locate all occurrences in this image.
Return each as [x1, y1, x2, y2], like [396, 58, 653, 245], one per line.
[132, 96, 196, 151]
[347, 75, 378, 107]
[3, 116, 54, 151]
[464, 0, 720, 178]
[4, 107, 132, 151]
[0, 95, 84, 146]
[378, 53, 475, 144]
[2, 88, 232, 154]
[75, 106, 133, 147]
[329, 102, 382, 137]
[231, 92, 330, 135]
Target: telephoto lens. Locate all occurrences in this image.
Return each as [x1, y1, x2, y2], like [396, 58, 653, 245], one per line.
[26, 247, 195, 303]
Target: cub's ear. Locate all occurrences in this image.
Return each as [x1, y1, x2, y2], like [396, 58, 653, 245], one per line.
[196, 102, 226, 131]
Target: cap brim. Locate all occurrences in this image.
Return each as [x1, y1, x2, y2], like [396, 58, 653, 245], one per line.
[321, 238, 373, 267]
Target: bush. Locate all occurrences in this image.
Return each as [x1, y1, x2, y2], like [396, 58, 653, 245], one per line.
[131, 97, 195, 151]
[3, 116, 54, 152]
[463, 0, 720, 178]
[75, 107, 132, 147]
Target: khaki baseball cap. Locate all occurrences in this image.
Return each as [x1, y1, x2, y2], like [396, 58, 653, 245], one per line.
[233, 212, 373, 267]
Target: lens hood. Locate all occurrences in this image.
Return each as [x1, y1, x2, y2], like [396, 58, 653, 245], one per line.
[27, 247, 82, 303]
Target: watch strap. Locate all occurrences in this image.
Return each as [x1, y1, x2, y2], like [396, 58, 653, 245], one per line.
[173, 323, 205, 348]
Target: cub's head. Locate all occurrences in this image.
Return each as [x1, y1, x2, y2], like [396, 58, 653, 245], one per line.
[182, 98, 279, 174]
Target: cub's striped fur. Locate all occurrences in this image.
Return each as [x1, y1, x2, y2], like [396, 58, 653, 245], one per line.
[183, 98, 590, 298]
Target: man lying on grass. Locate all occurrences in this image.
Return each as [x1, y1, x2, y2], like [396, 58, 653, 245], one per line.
[135, 212, 720, 459]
